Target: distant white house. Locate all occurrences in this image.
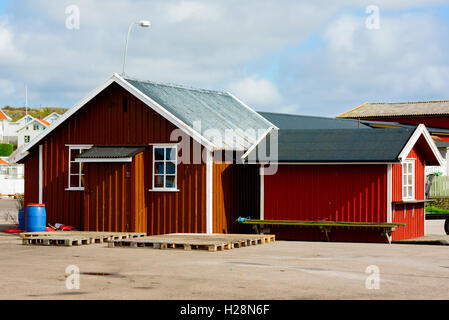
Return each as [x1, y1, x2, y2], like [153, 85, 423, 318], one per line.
[15, 118, 50, 148]
[0, 109, 12, 143]
[43, 112, 61, 124]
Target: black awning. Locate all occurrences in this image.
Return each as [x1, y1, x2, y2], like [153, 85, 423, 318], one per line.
[76, 146, 146, 161]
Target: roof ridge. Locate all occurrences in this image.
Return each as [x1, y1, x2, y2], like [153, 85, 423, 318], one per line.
[260, 111, 358, 121]
[368, 100, 449, 105]
[124, 77, 228, 96]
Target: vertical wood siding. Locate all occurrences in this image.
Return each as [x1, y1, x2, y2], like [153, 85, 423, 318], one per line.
[392, 145, 425, 202]
[212, 162, 259, 234]
[264, 164, 388, 242]
[24, 82, 207, 234]
[264, 165, 387, 222]
[391, 145, 426, 240]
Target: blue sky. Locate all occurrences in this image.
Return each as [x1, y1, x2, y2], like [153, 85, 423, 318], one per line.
[1, 0, 449, 117]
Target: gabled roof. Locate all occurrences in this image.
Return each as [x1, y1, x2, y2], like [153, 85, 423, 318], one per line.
[0, 158, 8, 165]
[125, 77, 275, 150]
[15, 74, 276, 162]
[38, 119, 51, 126]
[338, 100, 449, 119]
[43, 112, 61, 121]
[244, 124, 443, 165]
[15, 118, 50, 133]
[259, 111, 372, 130]
[0, 109, 11, 121]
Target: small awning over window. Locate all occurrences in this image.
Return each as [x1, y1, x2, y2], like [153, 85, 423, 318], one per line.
[75, 146, 146, 162]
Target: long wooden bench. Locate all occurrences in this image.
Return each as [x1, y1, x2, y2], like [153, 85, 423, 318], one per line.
[237, 218, 406, 243]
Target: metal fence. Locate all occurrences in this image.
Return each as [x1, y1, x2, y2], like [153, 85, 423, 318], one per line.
[429, 175, 449, 197]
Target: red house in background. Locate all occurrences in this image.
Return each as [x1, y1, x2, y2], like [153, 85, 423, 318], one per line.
[337, 100, 449, 141]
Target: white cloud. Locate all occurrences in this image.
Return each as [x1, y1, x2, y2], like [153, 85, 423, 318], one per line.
[166, 1, 221, 23]
[228, 76, 283, 110]
[0, 0, 448, 117]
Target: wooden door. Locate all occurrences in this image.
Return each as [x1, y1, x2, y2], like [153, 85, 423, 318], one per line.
[83, 163, 132, 232]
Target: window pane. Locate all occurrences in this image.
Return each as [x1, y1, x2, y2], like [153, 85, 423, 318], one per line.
[408, 186, 413, 197]
[70, 149, 80, 161]
[408, 175, 413, 185]
[154, 175, 164, 188]
[154, 162, 165, 175]
[166, 161, 176, 174]
[70, 175, 79, 188]
[166, 148, 176, 161]
[166, 175, 176, 188]
[70, 162, 80, 174]
[155, 148, 165, 161]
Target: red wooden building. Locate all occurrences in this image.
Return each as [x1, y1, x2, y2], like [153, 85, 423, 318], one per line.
[13, 74, 271, 235]
[11, 74, 443, 242]
[244, 124, 442, 242]
[337, 100, 449, 140]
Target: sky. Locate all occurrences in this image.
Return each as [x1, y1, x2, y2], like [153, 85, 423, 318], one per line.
[0, 0, 449, 117]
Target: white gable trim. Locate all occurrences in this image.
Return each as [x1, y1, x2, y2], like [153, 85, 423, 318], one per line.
[113, 73, 218, 151]
[226, 92, 279, 130]
[18, 74, 230, 160]
[398, 124, 443, 166]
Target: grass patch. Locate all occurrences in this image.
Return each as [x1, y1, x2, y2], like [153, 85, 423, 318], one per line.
[426, 205, 449, 214]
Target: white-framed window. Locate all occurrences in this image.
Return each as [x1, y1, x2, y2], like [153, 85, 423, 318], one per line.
[66, 145, 92, 191]
[152, 145, 178, 191]
[402, 159, 415, 200]
[24, 135, 30, 143]
[33, 123, 39, 131]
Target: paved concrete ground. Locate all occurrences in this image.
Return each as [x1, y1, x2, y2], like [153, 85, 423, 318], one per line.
[0, 225, 448, 300]
[1, 198, 448, 300]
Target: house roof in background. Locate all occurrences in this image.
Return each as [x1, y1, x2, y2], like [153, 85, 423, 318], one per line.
[244, 128, 420, 163]
[43, 112, 61, 121]
[15, 118, 50, 133]
[258, 111, 372, 130]
[76, 146, 146, 159]
[359, 119, 449, 136]
[0, 109, 11, 120]
[338, 100, 449, 118]
[0, 158, 8, 165]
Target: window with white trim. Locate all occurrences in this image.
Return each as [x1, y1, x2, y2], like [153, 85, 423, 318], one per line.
[402, 159, 415, 200]
[153, 146, 177, 190]
[67, 146, 91, 190]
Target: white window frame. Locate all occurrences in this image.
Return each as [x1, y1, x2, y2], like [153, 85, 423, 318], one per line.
[150, 144, 179, 192]
[66, 145, 92, 191]
[24, 135, 30, 143]
[402, 159, 415, 200]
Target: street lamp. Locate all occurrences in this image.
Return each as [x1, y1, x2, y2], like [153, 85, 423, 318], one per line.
[122, 20, 151, 76]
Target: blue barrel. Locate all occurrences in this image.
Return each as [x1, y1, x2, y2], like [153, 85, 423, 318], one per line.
[25, 204, 46, 232]
[18, 209, 25, 230]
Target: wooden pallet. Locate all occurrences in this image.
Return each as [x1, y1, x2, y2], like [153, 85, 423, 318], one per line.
[22, 236, 90, 247]
[19, 231, 146, 243]
[108, 233, 275, 252]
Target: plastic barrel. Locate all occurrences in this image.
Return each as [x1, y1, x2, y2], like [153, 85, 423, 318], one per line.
[18, 209, 25, 230]
[25, 204, 46, 232]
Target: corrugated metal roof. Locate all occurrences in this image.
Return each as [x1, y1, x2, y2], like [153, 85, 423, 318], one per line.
[76, 146, 146, 159]
[337, 100, 449, 118]
[126, 78, 273, 150]
[244, 128, 415, 163]
[338, 100, 449, 118]
[259, 112, 372, 129]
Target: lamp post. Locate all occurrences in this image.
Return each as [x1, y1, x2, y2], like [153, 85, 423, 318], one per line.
[122, 20, 151, 76]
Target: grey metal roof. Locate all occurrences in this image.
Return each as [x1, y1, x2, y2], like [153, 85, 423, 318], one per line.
[126, 78, 274, 150]
[360, 119, 449, 135]
[244, 128, 415, 163]
[338, 100, 449, 118]
[258, 112, 372, 130]
[76, 146, 146, 159]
